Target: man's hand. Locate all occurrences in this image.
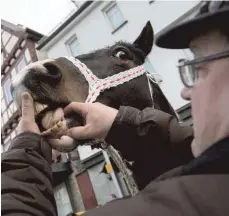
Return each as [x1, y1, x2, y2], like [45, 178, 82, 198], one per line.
[64, 102, 118, 140]
[17, 92, 40, 135]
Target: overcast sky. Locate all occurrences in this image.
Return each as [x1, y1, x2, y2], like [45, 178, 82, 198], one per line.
[1, 0, 79, 35]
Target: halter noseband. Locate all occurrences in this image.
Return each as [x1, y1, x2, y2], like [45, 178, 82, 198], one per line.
[65, 56, 149, 103]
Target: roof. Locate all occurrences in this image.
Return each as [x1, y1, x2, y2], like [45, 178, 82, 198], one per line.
[36, 1, 93, 50]
[1, 19, 44, 42]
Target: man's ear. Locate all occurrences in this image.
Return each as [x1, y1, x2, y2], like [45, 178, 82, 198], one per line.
[133, 21, 154, 57]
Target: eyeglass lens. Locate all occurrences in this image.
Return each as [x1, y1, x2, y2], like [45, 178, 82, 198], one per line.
[180, 63, 197, 87]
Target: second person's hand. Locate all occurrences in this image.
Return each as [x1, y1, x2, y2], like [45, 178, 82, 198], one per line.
[64, 102, 118, 140]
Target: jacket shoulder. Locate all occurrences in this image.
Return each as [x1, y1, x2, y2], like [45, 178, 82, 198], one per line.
[85, 175, 229, 216]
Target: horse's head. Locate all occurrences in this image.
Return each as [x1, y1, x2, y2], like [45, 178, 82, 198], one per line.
[11, 21, 177, 136]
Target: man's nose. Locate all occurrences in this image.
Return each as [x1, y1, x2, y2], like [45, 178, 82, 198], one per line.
[181, 87, 192, 101]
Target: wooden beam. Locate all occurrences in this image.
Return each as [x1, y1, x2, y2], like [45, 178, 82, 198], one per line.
[1, 37, 25, 76]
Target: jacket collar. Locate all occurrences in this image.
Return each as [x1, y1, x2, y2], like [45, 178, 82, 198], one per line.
[182, 136, 229, 175]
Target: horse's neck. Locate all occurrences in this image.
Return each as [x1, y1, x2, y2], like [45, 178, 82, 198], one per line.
[150, 82, 178, 120]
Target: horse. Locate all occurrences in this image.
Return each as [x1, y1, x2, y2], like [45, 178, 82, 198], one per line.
[11, 21, 178, 192]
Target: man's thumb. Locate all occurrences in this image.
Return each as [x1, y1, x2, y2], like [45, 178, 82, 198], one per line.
[21, 92, 35, 119]
[64, 102, 88, 117]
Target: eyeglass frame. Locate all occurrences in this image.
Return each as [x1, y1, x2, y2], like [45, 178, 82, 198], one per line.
[177, 50, 229, 88]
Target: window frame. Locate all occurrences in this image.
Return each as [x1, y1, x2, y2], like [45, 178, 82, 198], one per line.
[65, 34, 81, 57]
[103, 2, 127, 33]
[3, 76, 13, 105]
[15, 54, 27, 74]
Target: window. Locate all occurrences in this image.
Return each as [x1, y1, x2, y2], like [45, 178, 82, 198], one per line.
[4, 77, 13, 104]
[66, 35, 81, 57]
[16, 55, 27, 73]
[105, 3, 125, 30]
[25, 48, 31, 62]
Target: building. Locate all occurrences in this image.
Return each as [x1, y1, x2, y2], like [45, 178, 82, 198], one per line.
[1, 19, 43, 150]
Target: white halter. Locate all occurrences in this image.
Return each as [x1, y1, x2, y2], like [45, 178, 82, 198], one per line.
[65, 56, 154, 103]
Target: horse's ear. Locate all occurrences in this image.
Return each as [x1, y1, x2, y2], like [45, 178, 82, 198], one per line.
[133, 21, 154, 57]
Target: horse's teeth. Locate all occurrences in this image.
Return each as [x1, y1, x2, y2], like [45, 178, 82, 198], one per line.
[35, 103, 48, 114]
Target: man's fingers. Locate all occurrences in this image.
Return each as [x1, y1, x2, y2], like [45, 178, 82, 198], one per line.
[48, 136, 75, 149]
[41, 111, 53, 129]
[67, 125, 91, 140]
[51, 108, 64, 126]
[21, 92, 35, 120]
[64, 102, 88, 117]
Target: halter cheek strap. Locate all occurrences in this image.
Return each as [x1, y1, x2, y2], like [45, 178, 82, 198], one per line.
[65, 56, 147, 103]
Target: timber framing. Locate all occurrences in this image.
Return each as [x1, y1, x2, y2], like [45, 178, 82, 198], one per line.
[1, 19, 44, 141]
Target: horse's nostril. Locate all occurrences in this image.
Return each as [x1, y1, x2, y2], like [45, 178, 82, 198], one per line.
[43, 63, 62, 80]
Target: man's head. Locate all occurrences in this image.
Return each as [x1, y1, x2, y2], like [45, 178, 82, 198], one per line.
[155, 1, 229, 156]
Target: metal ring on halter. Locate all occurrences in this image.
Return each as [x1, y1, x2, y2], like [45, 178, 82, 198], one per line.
[146, 71, 163, 109]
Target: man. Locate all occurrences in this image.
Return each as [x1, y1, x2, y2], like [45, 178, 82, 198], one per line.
[2, 1, 229, 215]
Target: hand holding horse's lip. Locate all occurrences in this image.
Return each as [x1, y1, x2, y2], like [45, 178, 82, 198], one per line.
[33, 105, 66, 137]
[35, 102, 84, 140]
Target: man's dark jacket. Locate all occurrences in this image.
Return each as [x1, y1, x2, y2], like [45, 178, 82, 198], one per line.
[2, 107, 228, 216]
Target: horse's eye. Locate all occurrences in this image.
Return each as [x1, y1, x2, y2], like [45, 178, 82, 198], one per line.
[115, 51, 129, 60]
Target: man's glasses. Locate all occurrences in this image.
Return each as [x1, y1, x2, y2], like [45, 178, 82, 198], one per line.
[177, 50, 229, 88]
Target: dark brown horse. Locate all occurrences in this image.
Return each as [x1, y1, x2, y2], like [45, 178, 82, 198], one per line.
[11, 21, 178, 190]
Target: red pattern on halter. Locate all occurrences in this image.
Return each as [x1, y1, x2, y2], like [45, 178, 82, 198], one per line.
[64, 56, 147, 103]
